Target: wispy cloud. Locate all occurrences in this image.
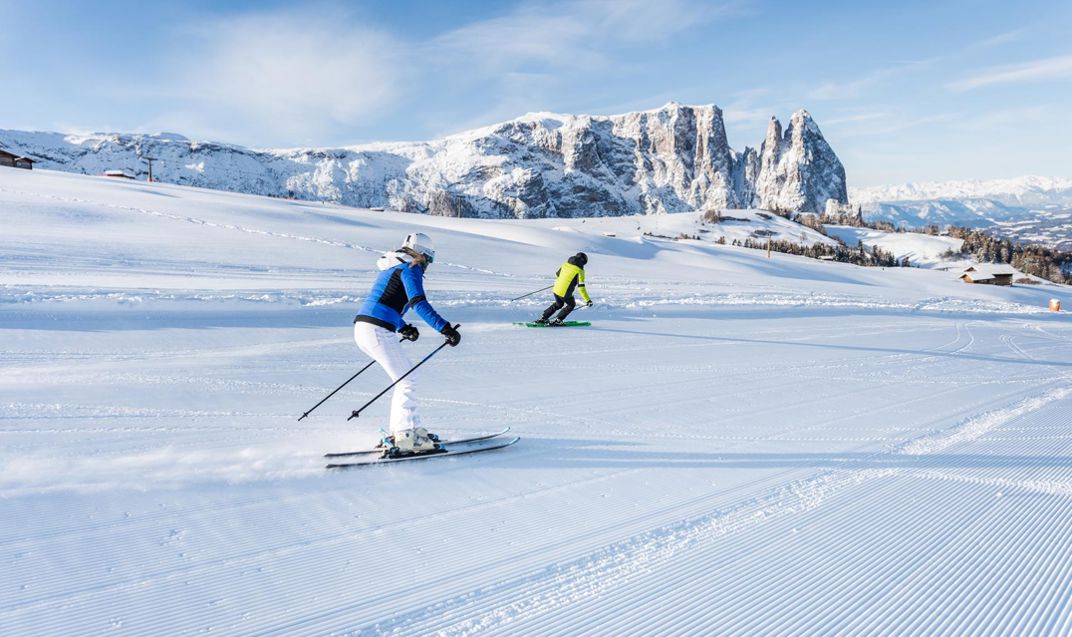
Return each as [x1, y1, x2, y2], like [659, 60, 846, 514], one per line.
[949, 54, 1072, 91]
[719, 88, 780, 127]
[970, 28, 1028, 50]
[723, 107, 773, 125]
[731, 87, 771, 101]
[808, 29, 1033, 102]
[807, 60, 933, 101]
[164, 8, 403, 144]
[834, 113, 958, 137]
[955, 104, 1059, 130]
[808, 78, 875, 101]
[422, 0, 742, 137]
[129, 0, 744, 145]
[431, 0, 734, 72]
[823, 112, 890, 126]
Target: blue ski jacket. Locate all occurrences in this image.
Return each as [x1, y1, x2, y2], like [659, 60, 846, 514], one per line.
[354, 255, 449, 333]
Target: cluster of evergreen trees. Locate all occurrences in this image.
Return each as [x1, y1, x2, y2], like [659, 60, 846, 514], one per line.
[729, 237, 903, 267]
[942, 226, 1072, 284]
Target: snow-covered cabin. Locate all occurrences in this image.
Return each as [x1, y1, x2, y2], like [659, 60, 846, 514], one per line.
[960, 266, 1013, 286]
[103, 169, 135, 180]
[0, 149, 34, 170]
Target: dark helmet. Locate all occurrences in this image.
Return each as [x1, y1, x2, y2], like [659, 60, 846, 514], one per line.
[574, 252, 588, 266]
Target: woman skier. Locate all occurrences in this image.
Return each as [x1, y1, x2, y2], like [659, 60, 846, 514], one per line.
[534, 252, 592, 325]
[353, 232, 461, 454]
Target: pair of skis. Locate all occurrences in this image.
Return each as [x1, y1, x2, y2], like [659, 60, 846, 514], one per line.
[515, 320, 591, 328]
[325, 427, 518, 469]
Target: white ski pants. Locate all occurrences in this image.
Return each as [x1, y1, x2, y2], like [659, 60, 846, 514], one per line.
[353, 322, 422, 433]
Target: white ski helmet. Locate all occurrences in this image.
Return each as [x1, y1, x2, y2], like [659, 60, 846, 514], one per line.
[402, 232, 436, 263]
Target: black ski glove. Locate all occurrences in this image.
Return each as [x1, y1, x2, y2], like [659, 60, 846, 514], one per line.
[399, 324, 419, 342]
[585, 300, 593, 308]
[440, 324, 461, 347]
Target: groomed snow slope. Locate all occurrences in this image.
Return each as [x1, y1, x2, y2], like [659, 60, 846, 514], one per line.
[3, 169, 1072, 636]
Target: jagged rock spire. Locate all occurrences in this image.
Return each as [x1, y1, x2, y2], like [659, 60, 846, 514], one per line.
[750, 110, 847, 213]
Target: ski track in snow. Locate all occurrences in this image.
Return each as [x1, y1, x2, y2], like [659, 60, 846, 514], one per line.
[7, 316, 1070, 636]
[367, 380, 1072, 637]
[3, 169, 1072, 636]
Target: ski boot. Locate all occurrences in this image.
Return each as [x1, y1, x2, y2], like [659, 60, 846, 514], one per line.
[379, 428, 440, 447]
[532, 317, 548, 325]
[385, 427, 442, 457]
[548, 317, 563, 326]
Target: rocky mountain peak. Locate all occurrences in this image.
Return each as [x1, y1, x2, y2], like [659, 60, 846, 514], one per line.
[764, 116, 783, 148]
[790, 108, 813, 125]
[748, 109, 846, 213]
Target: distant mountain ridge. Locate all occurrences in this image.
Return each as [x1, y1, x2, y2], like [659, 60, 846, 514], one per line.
[851, 176, 1072, 251]
[0, 102, 847, 219]
[852, 176, 1072, 208]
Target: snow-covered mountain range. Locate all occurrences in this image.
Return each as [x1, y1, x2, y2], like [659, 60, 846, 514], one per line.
[852, 176, 1072, 207]
[851, 176, 1072, 250]
[0, 103, 846, 218]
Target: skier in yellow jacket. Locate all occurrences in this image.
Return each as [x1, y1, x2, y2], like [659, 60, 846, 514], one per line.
[534, 252, 592, 325]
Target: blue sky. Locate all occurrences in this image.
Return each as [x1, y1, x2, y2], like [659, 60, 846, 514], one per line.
[1, 0, 1069, 186]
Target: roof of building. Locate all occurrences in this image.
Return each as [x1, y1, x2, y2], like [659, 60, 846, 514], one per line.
[1, 149, 36, 162]
[962, 266, 1014, 278]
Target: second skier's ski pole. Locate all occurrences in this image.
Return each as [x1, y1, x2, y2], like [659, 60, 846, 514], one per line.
[298, 336, 405, 421]
[347, 325, 459, 421]
[509, 285, 552, 302]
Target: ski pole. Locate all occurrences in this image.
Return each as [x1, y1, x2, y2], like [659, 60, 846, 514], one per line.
[297, 336, 405, 421]
[347, 325, 459, 421]
[509, 285, 552, 302]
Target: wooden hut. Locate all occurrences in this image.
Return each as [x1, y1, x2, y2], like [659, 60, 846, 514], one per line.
[960, 266, 1014, 286]
[0, 149, 34, 170]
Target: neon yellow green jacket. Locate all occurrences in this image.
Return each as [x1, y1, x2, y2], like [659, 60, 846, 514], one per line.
[553, 261, 590, 302]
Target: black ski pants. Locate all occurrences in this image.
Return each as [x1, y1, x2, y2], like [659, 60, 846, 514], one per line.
[541, 294, 576, 322]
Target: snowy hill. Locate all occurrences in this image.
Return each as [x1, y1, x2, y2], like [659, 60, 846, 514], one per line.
[851, 176, 1072, 250]
[3, 168, 1072, 636]
[0, 103, 846, 219]
[825, 225, 966, 268]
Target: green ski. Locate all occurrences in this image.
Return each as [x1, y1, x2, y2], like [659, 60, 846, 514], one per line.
[514, 321, 591, 328]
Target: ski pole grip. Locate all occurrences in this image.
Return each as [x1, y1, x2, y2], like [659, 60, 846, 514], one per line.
[444, 323, 461, 345]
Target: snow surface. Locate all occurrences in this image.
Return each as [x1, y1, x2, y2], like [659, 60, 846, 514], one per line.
[3, 169, 1072, 635]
